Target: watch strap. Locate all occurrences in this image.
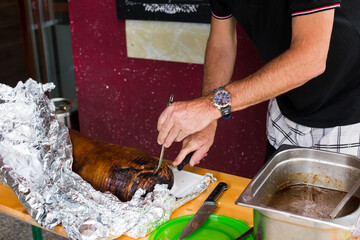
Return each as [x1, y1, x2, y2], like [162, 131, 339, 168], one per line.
[221, 106, 231, 119]
[213, 87, 224, 92]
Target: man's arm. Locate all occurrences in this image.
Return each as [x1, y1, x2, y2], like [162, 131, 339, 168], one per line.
[171, 17, 238, 166]
[158, 10, 335, 153]
[228, 10, 334, 111]
[202, 16, 238, 96]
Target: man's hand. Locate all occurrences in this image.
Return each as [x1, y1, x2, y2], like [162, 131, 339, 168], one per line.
[173, 121, 217, 167]
[157, 96, 220, 148]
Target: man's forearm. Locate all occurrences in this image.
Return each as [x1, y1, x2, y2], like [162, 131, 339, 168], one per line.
[226, 11, 333, 113]
[226, 47, 323, 112]
[202, 46, 237, 96]
[202, 18, 238, 96]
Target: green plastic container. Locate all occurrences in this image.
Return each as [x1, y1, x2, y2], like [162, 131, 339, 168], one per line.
[149, 214, 253, 240]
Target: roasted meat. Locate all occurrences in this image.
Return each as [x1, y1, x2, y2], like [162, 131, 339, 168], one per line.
[69, 129, 174, 202]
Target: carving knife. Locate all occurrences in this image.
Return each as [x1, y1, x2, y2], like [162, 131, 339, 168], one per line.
[154, 94, 174, 175]
[233, 227, 253, 240]
[179, 182, 228, 240]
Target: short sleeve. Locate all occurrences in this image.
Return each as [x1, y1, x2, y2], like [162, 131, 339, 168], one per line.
[210, 0, 233, 19]
[289, 0, 341, 17]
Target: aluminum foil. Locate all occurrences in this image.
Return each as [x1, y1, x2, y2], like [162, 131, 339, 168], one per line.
[0, 79, 216, 239]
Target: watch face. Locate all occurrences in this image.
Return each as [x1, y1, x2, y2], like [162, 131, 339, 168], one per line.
[213, 90, 230, 108]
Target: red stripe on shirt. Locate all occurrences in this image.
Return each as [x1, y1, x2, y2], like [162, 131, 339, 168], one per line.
[292, 4, 340, 16]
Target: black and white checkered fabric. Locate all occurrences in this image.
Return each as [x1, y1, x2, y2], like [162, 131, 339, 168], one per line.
[266, 98, 360, 157]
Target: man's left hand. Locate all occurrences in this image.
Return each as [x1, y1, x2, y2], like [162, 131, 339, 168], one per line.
[173, 120, 217, 167]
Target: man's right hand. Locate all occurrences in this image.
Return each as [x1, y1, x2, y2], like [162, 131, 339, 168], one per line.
[172, 120, 217, 167]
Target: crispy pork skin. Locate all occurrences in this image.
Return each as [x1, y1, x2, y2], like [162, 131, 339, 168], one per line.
[69, 129, 174, 202]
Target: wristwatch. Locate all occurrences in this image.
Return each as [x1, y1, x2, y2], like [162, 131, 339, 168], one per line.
[211, 87, 231, 119]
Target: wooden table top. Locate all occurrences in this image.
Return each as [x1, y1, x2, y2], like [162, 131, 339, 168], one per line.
[0, 164, 253, 239]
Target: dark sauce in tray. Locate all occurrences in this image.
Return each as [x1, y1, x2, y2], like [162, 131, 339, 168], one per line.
[267, 184, 360, 218]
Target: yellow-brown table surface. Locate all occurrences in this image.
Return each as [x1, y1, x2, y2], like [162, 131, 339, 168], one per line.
[0, 164, 253, 239]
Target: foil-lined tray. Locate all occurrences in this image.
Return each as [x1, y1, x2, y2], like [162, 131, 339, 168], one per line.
[0, 79, 215, 239]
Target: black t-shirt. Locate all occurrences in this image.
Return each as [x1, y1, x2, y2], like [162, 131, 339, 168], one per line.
[211, 0, 360, 128]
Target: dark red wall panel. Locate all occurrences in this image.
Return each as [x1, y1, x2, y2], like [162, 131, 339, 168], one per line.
[68, 0, 267, 178]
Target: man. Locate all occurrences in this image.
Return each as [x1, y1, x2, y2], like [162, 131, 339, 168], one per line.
[157, 0, 360, 167]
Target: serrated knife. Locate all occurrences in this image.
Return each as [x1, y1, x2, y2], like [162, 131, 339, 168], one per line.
[179, 182, 228, 240]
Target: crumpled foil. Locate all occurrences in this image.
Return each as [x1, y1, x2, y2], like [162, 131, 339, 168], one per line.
[0, 79, 216, 239]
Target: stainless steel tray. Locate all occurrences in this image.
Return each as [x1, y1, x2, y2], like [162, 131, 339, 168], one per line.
[235, 145, 360, 239]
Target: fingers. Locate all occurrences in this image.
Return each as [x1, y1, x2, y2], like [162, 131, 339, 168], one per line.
[157, 107, 168, 132]
[157, 107, 173, 145]
[189, 147, 208, 166]
[175, 130, 187, 142]
[173, 147, 194, 166]
[172, 123, 217, 167]
[164, 125, 181, 148]
[173, 144, 208, 167]
[157, 104, 188, 147]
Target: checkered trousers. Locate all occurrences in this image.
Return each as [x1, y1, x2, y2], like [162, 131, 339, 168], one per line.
[266, 98, 360, 157]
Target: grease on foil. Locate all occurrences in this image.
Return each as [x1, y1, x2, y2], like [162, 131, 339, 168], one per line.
[0, 79, 216, 240]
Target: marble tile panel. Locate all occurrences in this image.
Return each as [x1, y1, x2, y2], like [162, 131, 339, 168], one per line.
[126, 20, 210, 64]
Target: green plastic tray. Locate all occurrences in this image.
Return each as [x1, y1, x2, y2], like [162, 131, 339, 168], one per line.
[149, 214, 253, 240]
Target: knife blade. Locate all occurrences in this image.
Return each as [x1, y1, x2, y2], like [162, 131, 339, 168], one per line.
[154, 94, 174, 175]
[179, 182, 228, 240]
[233, 227, 253, 240]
